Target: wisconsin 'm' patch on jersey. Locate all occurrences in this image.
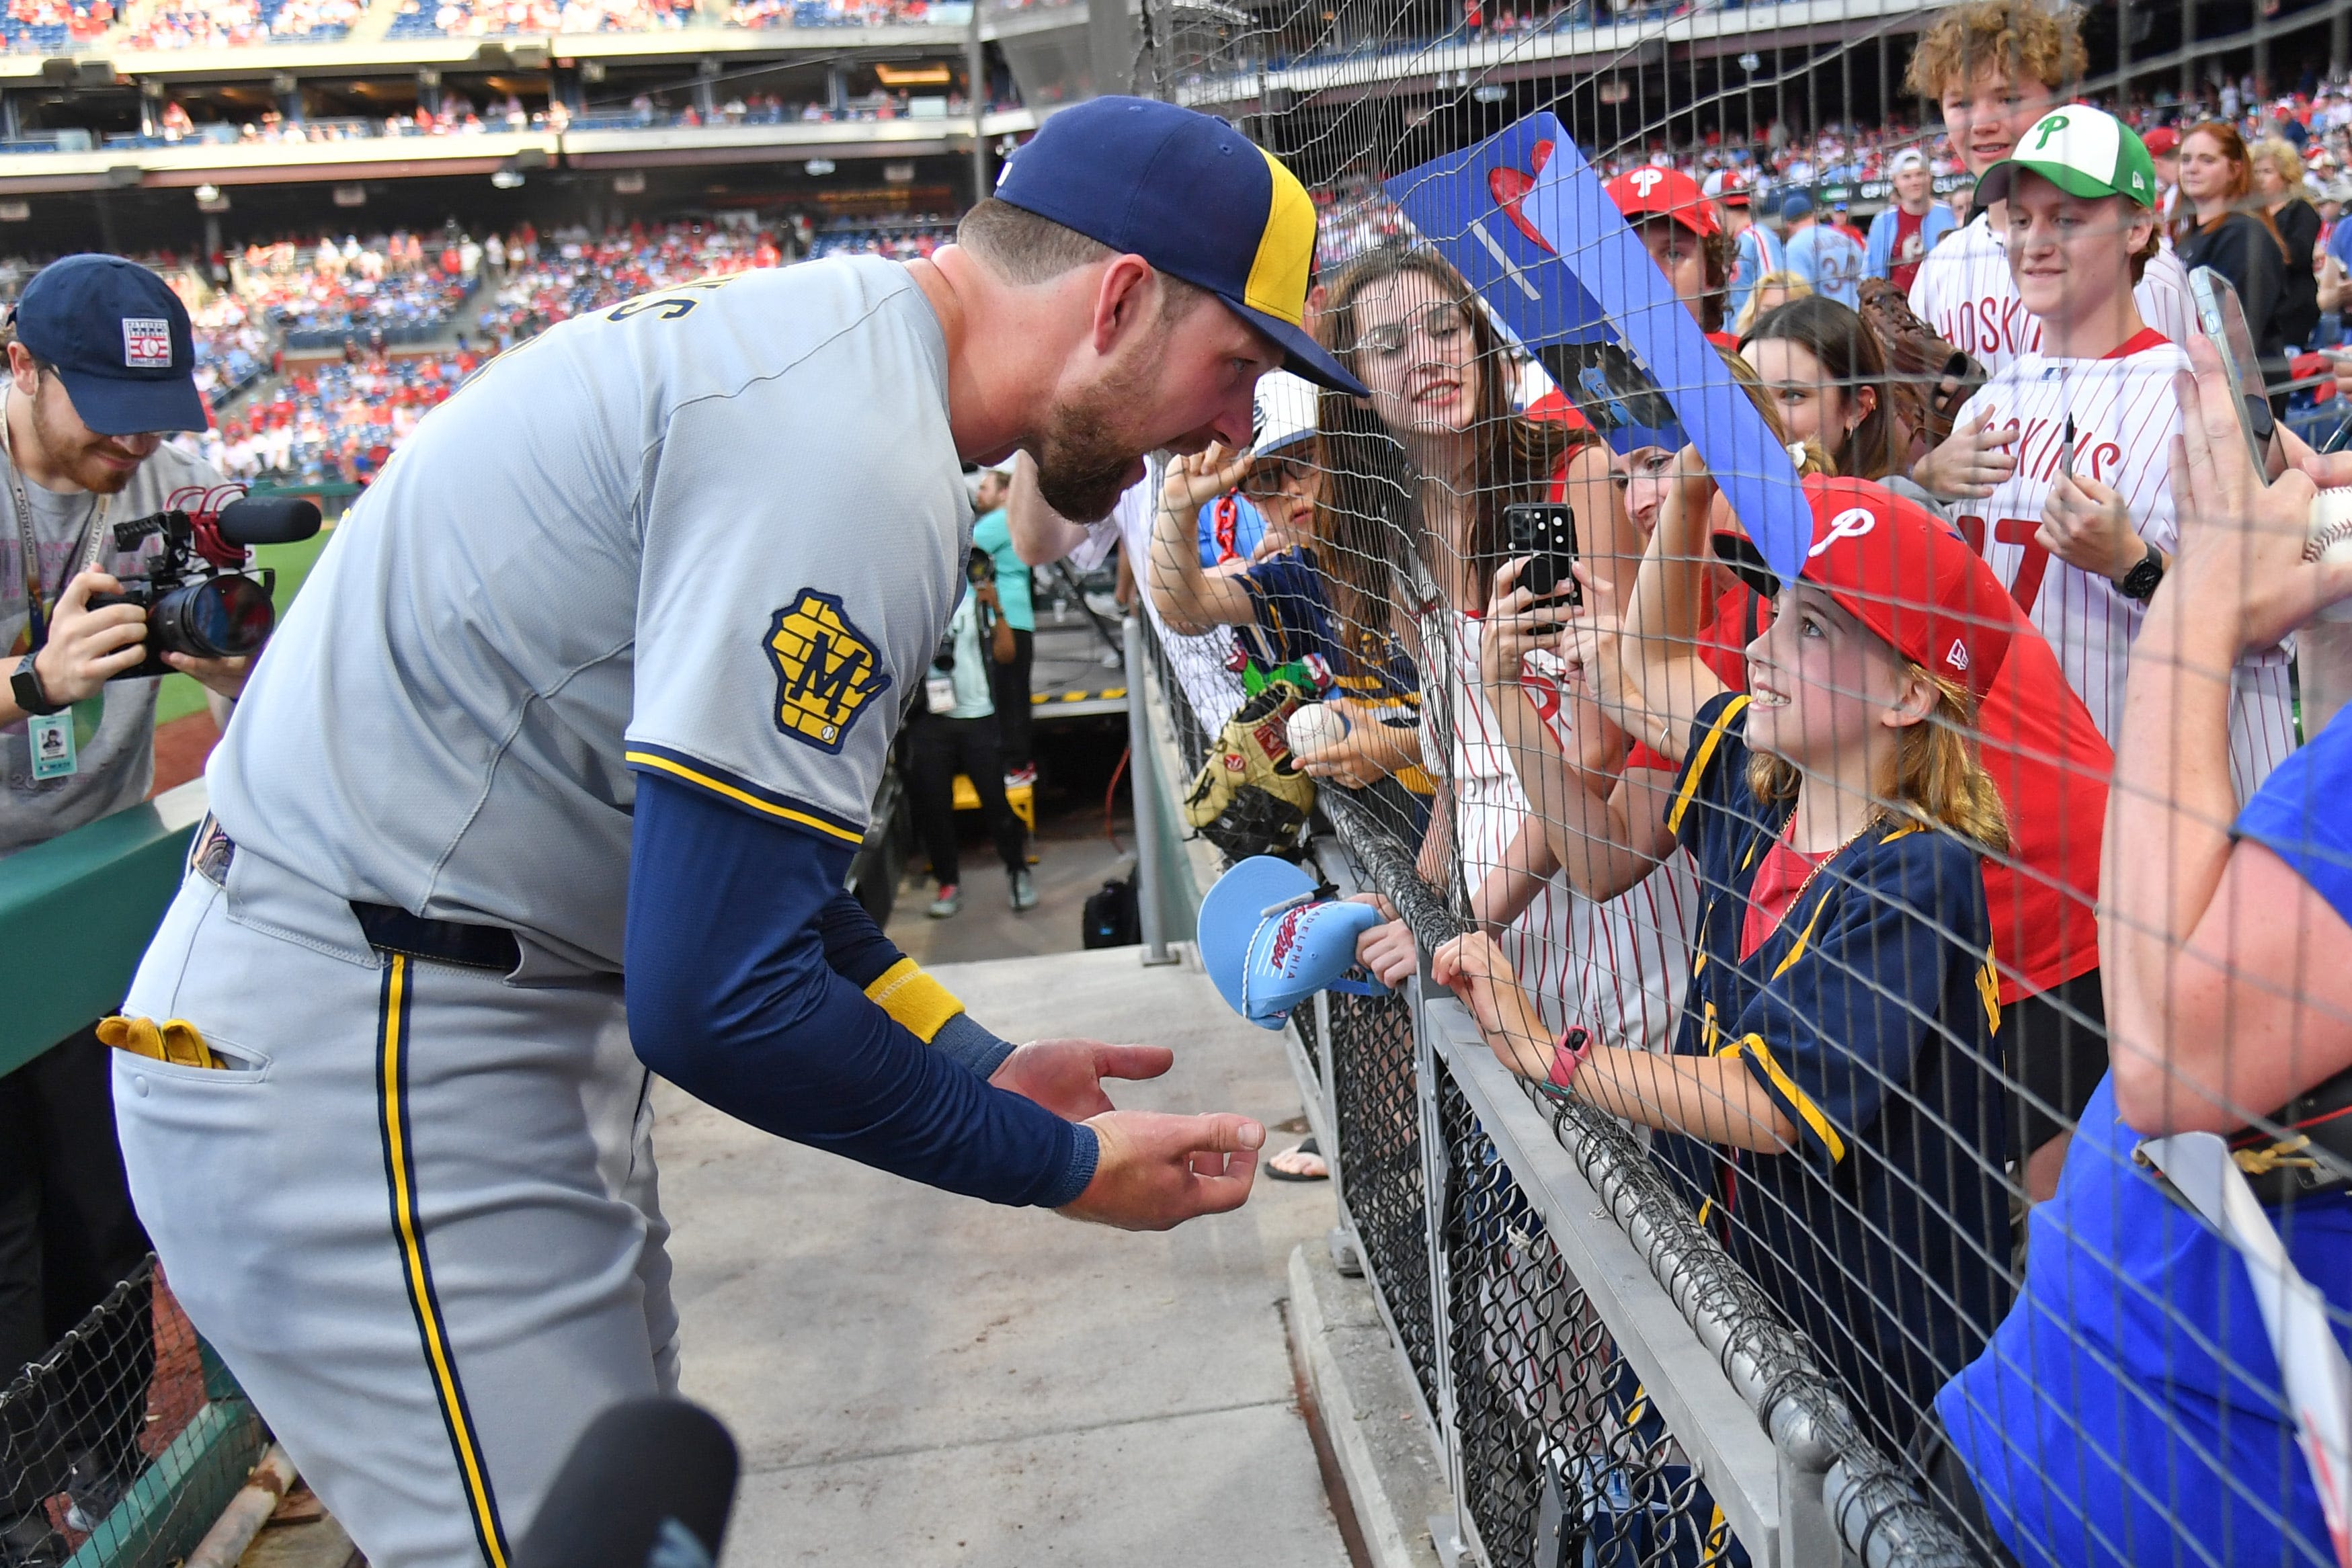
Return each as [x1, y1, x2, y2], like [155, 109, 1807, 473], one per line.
[766, 589, 892, 753]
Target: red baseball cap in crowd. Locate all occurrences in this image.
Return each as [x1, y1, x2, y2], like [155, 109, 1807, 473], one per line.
[1713, 476, 2012, 698]
[2142, 126, 2180, 157]
[1607, 167, 1721, 235]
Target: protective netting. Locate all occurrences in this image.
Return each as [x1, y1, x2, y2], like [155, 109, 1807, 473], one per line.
[1437, 1054, 1731, 1567]
[0, 1258, 258, 1568]
[1127, 0, 2352, 1558]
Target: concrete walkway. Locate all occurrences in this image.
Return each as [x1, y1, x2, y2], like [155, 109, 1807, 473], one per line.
[653, 946, 1352, 1567]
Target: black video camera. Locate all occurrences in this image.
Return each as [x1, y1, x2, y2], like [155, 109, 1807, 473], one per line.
[87, 495, 323, 680]
[966, 545, 996, 586]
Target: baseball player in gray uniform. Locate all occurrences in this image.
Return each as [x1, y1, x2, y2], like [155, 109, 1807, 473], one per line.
[107, 98, 1367, 1568]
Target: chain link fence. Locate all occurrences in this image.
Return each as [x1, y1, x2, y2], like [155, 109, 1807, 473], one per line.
[1, 1258, 263, 1568]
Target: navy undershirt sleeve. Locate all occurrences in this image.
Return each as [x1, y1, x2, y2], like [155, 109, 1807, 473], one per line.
[625, 770, 1096, 1207]
[811, 884, 1017, 1077]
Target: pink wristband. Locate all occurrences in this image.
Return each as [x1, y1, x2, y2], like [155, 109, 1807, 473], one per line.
[1545, 1026, 1594, 1091]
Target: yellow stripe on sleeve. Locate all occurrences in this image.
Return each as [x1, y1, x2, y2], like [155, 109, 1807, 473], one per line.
[622, 751, 864, 845]
[1666, 695, 1750, 835]
[863, 957, 967, 1044]
[1726, 1032, 1848, 1164]
[1768, 882, 1837, 981]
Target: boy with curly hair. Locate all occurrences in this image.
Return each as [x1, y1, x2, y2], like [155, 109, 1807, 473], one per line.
[1904, 0, 2192, 379]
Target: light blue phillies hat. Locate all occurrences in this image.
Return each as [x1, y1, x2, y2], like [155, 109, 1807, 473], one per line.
[1197, 856, 1389, 1030]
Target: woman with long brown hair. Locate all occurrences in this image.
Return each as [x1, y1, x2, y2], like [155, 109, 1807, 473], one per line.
[1317, 246, 1697, 1063]
[2173, 119, 2290, 358]
[1739, 293, 1896, 482]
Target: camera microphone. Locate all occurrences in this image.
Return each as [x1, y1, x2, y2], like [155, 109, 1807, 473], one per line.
[214, 496, 323, 548]
[512, 1398, 739, 1568]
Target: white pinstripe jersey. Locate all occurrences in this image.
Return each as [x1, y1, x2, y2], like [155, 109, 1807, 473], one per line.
[1953, 333, 2298, 798]
[1422, 606, 1697, 1053]
[1907, 212, 2196, 378]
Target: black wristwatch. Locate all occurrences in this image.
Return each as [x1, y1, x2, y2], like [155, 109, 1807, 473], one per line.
[2116, 542, 2166, 604]
[10, 653, 65, 716]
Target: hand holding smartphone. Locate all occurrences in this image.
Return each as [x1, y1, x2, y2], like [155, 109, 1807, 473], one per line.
[1504, 502, 1582, 608]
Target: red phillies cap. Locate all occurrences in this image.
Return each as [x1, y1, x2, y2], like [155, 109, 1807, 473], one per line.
[1607, 167, 1721, 236]
[2142, 126, 2180, 156]
[1790, 475, 2011, 698]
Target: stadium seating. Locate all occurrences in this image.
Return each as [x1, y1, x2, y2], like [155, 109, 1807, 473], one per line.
[2, 0, 109, 53]
[126, 0, 353, 48]
[384, 0, 686, 39]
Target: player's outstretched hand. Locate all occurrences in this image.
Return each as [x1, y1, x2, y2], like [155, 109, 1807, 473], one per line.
[1912, 407, 2019, 499]
[1059, 1110, 1263, 1231]
[990, 1039, 1174, 1121]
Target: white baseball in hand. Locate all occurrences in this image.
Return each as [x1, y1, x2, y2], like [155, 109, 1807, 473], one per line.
[2311, 489, 2352, 623]
[1287, 701, 1351, 759]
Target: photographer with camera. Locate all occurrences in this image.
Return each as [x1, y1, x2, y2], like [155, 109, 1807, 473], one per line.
[0, 255, 251, 1565]
[907, 546, 1035, 919]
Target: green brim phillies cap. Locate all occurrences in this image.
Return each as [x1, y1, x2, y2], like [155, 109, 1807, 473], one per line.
[1978, 104, 2158, 209]
[11, 253, 206, 436]
[991, 96, 1369, 398]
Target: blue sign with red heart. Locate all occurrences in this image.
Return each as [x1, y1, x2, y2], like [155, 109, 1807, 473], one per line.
[1384, 114, 1814, 588]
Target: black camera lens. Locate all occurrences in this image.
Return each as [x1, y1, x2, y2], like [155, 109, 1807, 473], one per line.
[149, 575, 274, 660]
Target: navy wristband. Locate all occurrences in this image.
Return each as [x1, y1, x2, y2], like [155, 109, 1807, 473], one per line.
[932, 1010, 1018, 1079]
[1042, 1123, 1100, 1208]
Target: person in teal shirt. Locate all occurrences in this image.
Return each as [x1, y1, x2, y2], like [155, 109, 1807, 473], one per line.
[970, 465, 1037, 786]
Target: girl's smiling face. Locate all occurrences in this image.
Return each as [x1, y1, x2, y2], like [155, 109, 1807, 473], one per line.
[1613, 444, 1678, 536]
[1742, 336, 1864, 456]
[1742, 581, 1909, 768]
[1347, 270, 1482, 440]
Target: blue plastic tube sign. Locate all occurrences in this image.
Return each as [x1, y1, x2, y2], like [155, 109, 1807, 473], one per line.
[1385, 114, 1815, 587]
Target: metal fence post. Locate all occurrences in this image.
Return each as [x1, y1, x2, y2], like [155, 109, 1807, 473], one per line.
[1121, 613, 1177, 965]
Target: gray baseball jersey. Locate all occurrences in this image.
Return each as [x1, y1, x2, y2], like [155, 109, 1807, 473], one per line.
[206, 256, 971, 969]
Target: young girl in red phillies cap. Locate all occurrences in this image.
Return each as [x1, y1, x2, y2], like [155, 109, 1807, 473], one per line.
[1436, 457, 2015, 1451]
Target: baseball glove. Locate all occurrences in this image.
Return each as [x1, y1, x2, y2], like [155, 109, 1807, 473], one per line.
[1183, 677, 1315, 860]
[1857, 276, 1986, 451]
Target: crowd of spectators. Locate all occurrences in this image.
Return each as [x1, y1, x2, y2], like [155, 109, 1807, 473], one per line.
[188, 292, 271, 411]
[146, 216, 960, 470]
[124, 0, 351, 48]
[385, 0, 686, 38]
[198, 351, 478, 483]
[237, 231, 482, 346]
[0, 0, 107, 51]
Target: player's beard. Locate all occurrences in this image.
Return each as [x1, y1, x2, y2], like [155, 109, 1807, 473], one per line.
[1031, 328, 1166, 522]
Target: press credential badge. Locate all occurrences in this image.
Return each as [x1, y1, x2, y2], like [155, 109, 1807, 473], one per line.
[28, 708, 73, 780]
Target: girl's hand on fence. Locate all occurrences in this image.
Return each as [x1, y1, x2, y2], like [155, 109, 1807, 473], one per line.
[1160, 442, 1256, 519]
[1355, 915, 1419, 989]
[1432, 933, 1554, 1075]
[1431, 932, 1516, 1032]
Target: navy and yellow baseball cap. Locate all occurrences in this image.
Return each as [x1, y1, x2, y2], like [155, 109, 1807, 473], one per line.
[993, 96, 1369, 398]
[12, 255, 206, 436]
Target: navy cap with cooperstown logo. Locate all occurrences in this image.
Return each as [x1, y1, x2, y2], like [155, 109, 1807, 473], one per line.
[993, 96, 1370, 399]
[12, 254, 207, 436]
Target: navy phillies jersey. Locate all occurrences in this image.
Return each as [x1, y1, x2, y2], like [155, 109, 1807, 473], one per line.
[1236, 545, 1421, 704]
[1656, 692, 2011, 1444]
